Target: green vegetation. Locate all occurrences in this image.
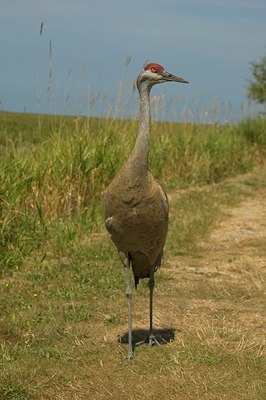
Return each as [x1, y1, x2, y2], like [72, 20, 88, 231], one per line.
[0, 111, 265, 399]
[0, 112, 265, 273]
[247, 54, 266, 109]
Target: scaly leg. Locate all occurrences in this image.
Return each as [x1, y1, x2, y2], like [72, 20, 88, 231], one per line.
[122, 259, 134, 362]
[148, 269, 160, 346]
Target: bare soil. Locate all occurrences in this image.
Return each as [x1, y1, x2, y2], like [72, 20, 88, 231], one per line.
[170, 192, 266, 278]
[161, 187, 266, 359]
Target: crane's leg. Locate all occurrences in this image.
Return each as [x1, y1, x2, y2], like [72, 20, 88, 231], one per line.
[148, 269, 160, 346]
[119, 251, 134, 362]
[124, 265, 134, 361]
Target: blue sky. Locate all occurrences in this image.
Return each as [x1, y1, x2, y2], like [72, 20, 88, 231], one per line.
[1, 0, 265, 122]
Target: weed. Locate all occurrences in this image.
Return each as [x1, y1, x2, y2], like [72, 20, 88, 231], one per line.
[0, 383, 32, 400]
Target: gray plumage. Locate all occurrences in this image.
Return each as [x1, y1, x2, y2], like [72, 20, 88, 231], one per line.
[104, 63, 188, 361]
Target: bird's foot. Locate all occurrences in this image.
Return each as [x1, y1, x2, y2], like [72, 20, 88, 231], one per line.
[148, 333, 161, 347]
[123, 353, 134, 364]
[136, 333, 161, 347]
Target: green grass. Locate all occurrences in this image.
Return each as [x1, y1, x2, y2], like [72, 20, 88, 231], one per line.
[0, 111, 265, 399]
[0, 383, 32, 400]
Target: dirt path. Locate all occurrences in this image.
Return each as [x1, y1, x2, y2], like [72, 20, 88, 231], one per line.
[158, 187, 266, 356]
[172, 192, 266, 277]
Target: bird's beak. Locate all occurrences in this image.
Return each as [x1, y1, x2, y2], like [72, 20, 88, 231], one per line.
[161, 70, 189, 84]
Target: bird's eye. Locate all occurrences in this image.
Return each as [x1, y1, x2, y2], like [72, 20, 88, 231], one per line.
[151, 67, 157, 73]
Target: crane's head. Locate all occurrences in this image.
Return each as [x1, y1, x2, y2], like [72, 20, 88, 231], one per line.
[137, 63, 189, 91]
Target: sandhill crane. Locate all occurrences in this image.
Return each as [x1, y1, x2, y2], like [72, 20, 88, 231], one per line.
[104, 63, 188, 361]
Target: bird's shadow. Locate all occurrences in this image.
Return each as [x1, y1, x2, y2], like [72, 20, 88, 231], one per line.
[118, 327, 176, 348]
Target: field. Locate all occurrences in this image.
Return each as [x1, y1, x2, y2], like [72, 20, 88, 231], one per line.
[0, 111, 265, 399]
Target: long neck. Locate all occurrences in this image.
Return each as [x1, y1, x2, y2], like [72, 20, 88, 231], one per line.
[128, 82, 151, 171]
